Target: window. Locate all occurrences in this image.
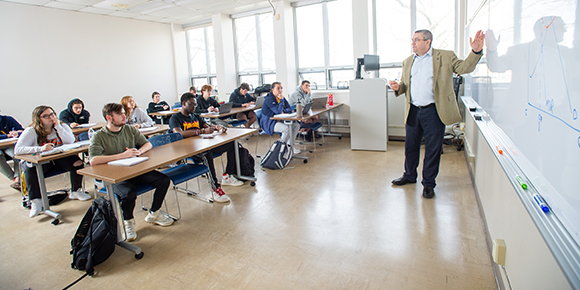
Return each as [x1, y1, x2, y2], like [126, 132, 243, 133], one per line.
[375, 0, 459, 81]
[186, 26, 217, 92]
[295, 0, 353, 89]
[234, 13, 275, 90]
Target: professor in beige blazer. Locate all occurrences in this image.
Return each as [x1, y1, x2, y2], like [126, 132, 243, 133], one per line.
[389, 29, 484, 198]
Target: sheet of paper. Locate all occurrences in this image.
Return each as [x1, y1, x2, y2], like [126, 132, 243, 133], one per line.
[75, 123, 97, 128]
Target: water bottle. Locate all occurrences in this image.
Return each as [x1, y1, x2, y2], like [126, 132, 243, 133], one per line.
[87, 128, 94, 140]
[328, 93, 334, 106]
[296, 102, 303, 118]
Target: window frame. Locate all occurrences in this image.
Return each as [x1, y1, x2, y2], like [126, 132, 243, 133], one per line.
[294, 0, 355, 90]
[186, 26, 217, 93]
[233, 12, 276, 91]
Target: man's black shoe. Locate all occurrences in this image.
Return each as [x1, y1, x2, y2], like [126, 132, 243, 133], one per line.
[391, 176, 417, 186]
[423, 186, 435, 199]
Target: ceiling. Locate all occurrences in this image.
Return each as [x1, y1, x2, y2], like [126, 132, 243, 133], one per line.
[0, 0, 275, 26]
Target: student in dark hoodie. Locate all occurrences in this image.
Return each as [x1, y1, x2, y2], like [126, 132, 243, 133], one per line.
[229, 83, 256, 128]
[59, 98, 90, 128]
[195, 84, 230, 128]
[147, 91, 170, 124]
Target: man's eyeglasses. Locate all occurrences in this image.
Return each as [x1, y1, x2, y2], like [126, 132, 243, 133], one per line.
[411, 38, 427, 43]
[40, 112, 55, 119]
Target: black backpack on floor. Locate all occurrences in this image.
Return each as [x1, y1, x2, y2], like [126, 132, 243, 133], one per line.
[237, 143, 255, 177]
[70, 197, 117, 276]
[260, 140, 292, 170]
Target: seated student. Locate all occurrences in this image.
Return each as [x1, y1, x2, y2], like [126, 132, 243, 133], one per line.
[120, 95, 155, 129]
[194, 84, 230, 128]
[59, 98, 91, 129]
[0, 112, 24, 191]
[170, 93, 244, 203]
[288, 80, 321, 141]
[14, 105, 91, 218]
[89, 103, 173, 242]
[229, 83, 257, 129]
[260, 82, 301, 154]
[147, 91, 170, 124]
[189, 86, 198, 96]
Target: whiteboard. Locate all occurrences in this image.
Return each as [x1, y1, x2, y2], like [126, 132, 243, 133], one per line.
[465, 0, 580, 244]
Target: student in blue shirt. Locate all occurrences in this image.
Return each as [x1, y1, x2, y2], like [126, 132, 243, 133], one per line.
[0, 113, 24, 190]
[260, 82, 300, 154]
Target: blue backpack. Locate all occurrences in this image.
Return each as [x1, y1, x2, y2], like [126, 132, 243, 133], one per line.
[260, 140, 292, 170]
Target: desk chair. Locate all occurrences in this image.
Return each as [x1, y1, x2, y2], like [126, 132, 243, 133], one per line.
[149, 133, 213, 205]
[298, 122, 325, 152]
[254, 109, 282, 158]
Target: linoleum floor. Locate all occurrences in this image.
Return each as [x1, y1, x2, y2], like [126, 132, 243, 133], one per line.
[0, 136, 497, 289]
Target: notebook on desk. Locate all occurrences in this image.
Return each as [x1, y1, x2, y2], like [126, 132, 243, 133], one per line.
[108, 157, 149, 166]
[39, 141, 89, 156]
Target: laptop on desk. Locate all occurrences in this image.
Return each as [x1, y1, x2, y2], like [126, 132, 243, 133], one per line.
[254, 96, 265, 107]
[219, 102, 233, 114]
[300, 102, 312, 116]
[311, 98, 327, 109]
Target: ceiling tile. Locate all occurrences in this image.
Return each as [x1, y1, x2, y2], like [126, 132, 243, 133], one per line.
[44, 1, 86, 10]
[147, 6, 193, 17]
[57, 0, 103, 5]
[109, 10, 139, 17]
[78, 6, 114, 14]
[2, 0, 51, 5]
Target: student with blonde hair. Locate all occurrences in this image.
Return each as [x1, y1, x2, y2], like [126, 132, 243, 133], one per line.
[120, 96, 154, 129]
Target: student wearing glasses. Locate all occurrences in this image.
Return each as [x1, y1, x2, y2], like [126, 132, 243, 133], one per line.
[260, 82, 301, 154]
[388, 29, 484, 199]
[15, 106, 91, 218]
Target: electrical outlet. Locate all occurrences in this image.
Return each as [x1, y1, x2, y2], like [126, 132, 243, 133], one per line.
[492, 239, 506, 266]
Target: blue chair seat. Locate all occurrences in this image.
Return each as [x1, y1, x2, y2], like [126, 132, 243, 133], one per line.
[160, 164, 209, 186]
[44, 168, 68, 179]
[98, 184, 156, 196]
[228, 119, 247, 127]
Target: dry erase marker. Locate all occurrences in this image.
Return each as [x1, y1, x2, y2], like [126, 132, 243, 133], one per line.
[495, 145, 503, 155]
[533, 194, 550, 213]
[515, 175, 527, 190]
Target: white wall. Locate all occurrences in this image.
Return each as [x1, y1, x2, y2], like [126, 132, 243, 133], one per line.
[0, 2, 187, 125]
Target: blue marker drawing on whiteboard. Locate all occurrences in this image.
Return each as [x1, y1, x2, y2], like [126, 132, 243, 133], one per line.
[533, 194, 550, 213]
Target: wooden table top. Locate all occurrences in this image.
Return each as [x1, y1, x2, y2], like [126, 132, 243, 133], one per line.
[77, 128, 256, 184]
[201, 106, 261, 119]
[149, 110, 179, 117]
[71, 122, 106, 134]
[269, 103, 344, 121]
[0, 138, 18, 150]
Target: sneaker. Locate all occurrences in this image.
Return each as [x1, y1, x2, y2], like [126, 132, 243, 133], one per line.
[29, 198, 42, 218]
[123, 219, 137, 242]
[10, 181, 21, 191]
[145, 211, 174, 226]
[69, 188, 92, 201]
[293, 147, 301, 155]
[211, 187, 231, 203]
[221, 174, 243, 186]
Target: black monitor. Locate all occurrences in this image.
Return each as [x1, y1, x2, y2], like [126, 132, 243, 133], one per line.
[355, 54, 380, 79]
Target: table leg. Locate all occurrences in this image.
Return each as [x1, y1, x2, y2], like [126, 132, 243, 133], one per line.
[321, 110, 342, 138]
[35, 163, 62, 221]
[105, 182, 143, 256]
[233, 139, 257, 182]
[286, 120, 307, 160]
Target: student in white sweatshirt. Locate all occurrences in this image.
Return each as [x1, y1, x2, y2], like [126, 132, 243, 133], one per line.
[15, 105, 91, 218]
[120, 95, 155, 129]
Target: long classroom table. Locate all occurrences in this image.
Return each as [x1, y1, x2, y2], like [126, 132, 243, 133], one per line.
[76, 128, 257, 258]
